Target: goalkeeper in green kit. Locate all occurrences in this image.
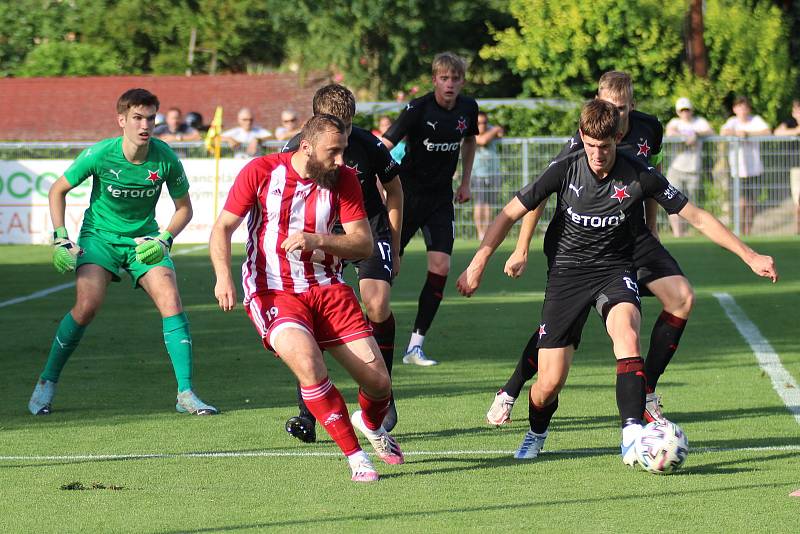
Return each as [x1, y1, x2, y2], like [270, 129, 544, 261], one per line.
[28, 88, 217, 416]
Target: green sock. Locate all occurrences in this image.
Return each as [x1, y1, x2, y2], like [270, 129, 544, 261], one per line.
[41, 312, 86, 382]
[163, 312, 193, 392]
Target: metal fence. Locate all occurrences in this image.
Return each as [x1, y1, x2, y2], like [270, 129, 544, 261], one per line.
[2, 137, 798, 238]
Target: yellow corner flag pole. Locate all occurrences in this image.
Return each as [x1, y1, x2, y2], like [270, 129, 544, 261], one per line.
[205, 106, 224, 217]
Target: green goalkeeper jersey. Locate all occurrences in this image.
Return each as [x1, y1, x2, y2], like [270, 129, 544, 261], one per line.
[64, 137, 190, 236]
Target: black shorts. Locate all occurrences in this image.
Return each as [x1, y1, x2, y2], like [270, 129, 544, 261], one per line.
[632, 236, 685, 297]
[335, 213, 393, 284]
[536, 267, 641, 350]
[400, 191, 455, 255]
[348, 233, 393, 284]
[741, 178, 763, 204]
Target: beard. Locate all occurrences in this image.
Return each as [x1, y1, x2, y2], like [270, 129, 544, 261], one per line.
[307, 153, 340, 189]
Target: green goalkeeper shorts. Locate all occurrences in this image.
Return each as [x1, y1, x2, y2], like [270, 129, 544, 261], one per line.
[76, 227, 175, 288]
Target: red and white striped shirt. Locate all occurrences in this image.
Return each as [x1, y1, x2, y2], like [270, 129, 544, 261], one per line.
[223, 151, 366, 300]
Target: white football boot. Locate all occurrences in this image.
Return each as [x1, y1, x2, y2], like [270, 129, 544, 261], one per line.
[486, 390, 516, 426]
[402, 345, 438, 366]
[176, 390, 218, 415]
[514, 430, 548, 459]
[29, 379, 57, 415]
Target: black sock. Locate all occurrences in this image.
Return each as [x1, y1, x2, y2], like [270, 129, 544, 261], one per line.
[616, 357, 645, 424]
[413, 271, 447, 334]
[503, 333, 539, 398]
[296, 383, 315, 422]
[645, 311, 687, 392]
[529, 395, 558, 434]
[370, 313, 395, 375]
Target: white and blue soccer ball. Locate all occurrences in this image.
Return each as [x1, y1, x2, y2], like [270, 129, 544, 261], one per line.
[634, 420, 689, 474]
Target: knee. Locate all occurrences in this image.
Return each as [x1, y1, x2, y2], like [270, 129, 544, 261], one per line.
[533, 376, 564, 403]
[363, 368, 392, 398]
[71, 299, 100, 325]
[667, 280, 695, 316]
[363, 297, 390, 323]
[428, 256, 450, 276]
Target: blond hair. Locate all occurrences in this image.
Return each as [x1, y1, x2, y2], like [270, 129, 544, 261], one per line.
[597, 71, 633, 102]
[432, 51, 466, 78]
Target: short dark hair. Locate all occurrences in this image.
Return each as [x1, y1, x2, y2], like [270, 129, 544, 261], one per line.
[312, 84, 356, 123]
[579, 99, 620, 140]
[733, 95, 751, 107]
[116, 89, 159, 115]
[299, 114, 346, 146]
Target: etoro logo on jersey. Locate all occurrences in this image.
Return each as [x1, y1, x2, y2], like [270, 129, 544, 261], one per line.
[423, 138, 460, 152]
[566, 206, 627, 228]
[105, 169, 162, 199]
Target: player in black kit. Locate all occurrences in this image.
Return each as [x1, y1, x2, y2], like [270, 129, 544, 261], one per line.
[457, 99, 777, 465]
[487, 71, 693, 426]
[381, 51, 479, 366]
[282, 84, 403, 441]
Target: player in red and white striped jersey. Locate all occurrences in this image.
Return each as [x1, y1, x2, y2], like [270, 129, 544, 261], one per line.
[210, 115, 404, 482]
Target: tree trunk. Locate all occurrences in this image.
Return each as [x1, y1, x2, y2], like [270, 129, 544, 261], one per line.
[688, 0, 708, 77]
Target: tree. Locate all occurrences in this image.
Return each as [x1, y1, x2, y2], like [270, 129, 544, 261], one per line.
[281, 0, 519, 99]
[675, 0, 794, 126]
[16, 42, 122, 76]
[481, 0, 685, 101]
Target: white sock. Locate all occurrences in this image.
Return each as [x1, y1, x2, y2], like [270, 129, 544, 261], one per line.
[407, 332, 425, 352]
[347, 449, 370, 465]
[622, 423, 643, 443]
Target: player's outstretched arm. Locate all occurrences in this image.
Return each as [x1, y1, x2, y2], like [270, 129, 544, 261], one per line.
[457, 197, 529, 297]
[209, 210, 245, 311]
[455, 135, 477, 204]
[678, 202, 778, 282]
[504, 198, 548, 278]
[383, 176, 404, 277]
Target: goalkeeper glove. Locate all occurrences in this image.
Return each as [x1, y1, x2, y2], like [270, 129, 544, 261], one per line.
[134, 230, 174, 265]
[52, 226, 83, 274]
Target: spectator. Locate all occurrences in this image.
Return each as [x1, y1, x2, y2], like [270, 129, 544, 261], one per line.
[471, 111, 504, 240]
[154, 107, 201, 143]
[665, 97, 715, 237]
[185, 112, 207, 136]
[274, 110, 301, 141]
[774, 99, 800, 233]
[372, 115, 393, 137]
[773, 99, 800, 136]
[720, 96, 771, 235]
[221, 107, 272, 158]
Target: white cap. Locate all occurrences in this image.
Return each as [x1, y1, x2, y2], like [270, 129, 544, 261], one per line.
[675, 97, 693, 112]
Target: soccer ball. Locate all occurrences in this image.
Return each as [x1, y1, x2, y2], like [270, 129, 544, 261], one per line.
[634, 420, 689, 474]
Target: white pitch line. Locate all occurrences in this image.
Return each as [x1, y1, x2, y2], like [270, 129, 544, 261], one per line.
[0, 244, 208, 309]
[2, 445, 799, 462]
[714, 292, 800, 425]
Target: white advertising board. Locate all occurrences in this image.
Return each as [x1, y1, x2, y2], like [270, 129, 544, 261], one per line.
[0, 158, 252, 244]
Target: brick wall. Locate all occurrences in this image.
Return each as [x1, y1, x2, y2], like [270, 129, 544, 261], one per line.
[0, 72, 328, 141]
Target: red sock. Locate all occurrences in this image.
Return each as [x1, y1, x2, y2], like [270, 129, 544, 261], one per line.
[301, 377, 360, 455]
[358, 388, 391, 431]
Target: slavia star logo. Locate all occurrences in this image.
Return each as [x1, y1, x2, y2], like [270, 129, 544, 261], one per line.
[611, 185, 630, 203]
[146, 170, 161, 184]
[538, 324, 547, 339]
[637, 139, 651, 157]
[456, 117, 467, 134]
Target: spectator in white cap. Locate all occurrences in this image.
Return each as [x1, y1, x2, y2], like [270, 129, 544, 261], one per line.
[665, 97, 715, 237]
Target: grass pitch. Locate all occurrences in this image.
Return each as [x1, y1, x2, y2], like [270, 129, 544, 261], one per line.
[1, 237, 798, 533]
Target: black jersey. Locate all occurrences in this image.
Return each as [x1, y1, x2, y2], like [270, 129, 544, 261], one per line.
[283, 126, 399, 233]
[516, 150, 688, 269]
[556, 110, 663, 164]
[383, 91, 479, 195]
